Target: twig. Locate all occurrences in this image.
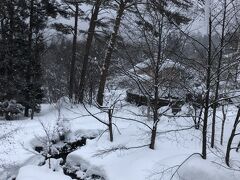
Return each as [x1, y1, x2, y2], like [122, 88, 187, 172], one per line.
[113, 115, 152, 130]
[94, 144, 150, 157]
[170, 153, 202, 180]
[157, 126, 195, 135]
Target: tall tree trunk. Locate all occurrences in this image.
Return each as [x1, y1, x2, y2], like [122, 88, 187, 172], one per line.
[149, 16, 163, 150]
[69, 3, 79, 100]
[202, 12, 212, 160]
[6, 2, 14, 100]
[225, 108, 240, 167]
[96, 1, 126, 106]
[78, 0, 102, 103]
[25, 0, 34, 117]
[211, 0, 227, 148]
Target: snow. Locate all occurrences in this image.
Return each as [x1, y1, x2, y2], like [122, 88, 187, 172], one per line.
[0, 98, 240, 180]
[16, 165, 71, 180]
[0, 103, 104, 179]
[65, 103, 240, 180]
[178, 156, 239, 180]
[131, 59, 184, 73]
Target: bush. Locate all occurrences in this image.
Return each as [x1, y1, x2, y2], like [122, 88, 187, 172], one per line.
[0, 100, 24, 120]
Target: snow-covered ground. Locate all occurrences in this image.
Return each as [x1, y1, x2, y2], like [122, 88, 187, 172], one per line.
[16, 165, 72, 180]
[0, 97, 240, 180]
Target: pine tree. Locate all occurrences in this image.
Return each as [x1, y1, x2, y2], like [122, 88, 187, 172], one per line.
[0, 0, 29, 102]
[23, 0, 58, 118]
[0, 0, 58, 118]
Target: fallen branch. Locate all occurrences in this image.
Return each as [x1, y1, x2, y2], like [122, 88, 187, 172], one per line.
[93, 144, 150, 157]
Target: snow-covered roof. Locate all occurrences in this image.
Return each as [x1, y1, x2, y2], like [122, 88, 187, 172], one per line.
[132, 59, 185, 73]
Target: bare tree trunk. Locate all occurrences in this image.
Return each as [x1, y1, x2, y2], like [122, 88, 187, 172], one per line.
[202, 12, 212, 160]
[149, 15, 163, 150]
[78, 0, 102, 103]
[31, 107, 34, 120]
[96, 1, 126, 106]
[211, 0, 227, 148]
[236, 141, 240, 152]
[149, 126, 157, 149]
[108, 109, 113, 142]
[220, 105, 226, 145]
[225, 108, 240, 167]
[69, 3, 79, 100]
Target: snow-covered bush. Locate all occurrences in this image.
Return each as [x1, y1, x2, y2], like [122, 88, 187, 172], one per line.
[56, 118, 71, 141]
[0, 100, 24, 120]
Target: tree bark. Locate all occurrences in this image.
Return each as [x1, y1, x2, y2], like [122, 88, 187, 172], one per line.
[78, 0, 102, 103]
[220, 105, 226, 145]
[96, 0, 126, 106]
[236, 141, 240, 152]
[225, 108, 240, 167]
[108, 109, 113, 142]
[149, 126, 157, 149]
[69, 3, 79, 100]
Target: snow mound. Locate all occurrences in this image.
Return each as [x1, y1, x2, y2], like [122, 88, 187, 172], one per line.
[16, 165, 71, 180]
[178, 157, 240, 180]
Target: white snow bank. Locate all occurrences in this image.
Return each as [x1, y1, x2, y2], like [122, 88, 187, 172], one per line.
[178, 157, 240, 180]
[16, 165, 71, 180]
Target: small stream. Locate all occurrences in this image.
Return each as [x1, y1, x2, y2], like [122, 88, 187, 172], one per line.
[34, 136, 104, 180]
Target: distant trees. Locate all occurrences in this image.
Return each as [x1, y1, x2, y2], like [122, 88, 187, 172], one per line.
[176, 0, 240, 159]
[24, 0, 58, 118]
[96, 0, 136, 106]
[201, 0, 240, 159]
[0, 0, 58, 118]
[66, 0, 81, 100]
[78, 0, 103, 103]
[0, 0, 28, 102]
[113, 0, 192, 149]
[42, 35, 72, 103]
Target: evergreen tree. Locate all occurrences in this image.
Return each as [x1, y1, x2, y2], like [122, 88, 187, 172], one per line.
[0, 0, 29, 102]
[0, 0, 58, 118]
[23, 0, 58, 118]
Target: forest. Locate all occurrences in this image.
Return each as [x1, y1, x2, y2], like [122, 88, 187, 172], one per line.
[0, 0, 240, 180]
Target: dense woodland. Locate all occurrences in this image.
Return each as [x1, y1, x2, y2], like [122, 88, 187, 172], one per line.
[1, 0, 240, 179]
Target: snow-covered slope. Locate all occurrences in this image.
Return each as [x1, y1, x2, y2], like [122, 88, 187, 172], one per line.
[1, 99, 240, 180]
